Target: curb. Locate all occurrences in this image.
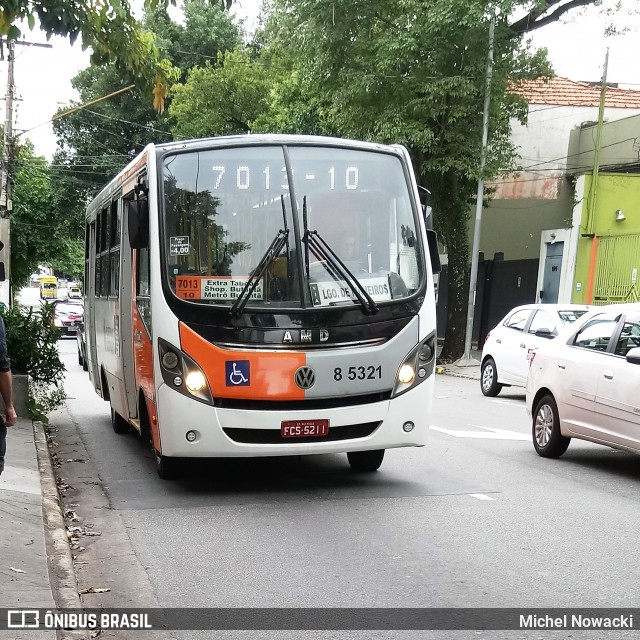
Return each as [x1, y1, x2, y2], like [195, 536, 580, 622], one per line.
[33, 421, 90, 640]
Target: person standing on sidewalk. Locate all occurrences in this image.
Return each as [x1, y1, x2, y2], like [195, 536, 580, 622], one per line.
[0, 315, 17, 476]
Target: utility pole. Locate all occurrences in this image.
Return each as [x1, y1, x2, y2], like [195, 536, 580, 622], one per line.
[0, 38, 15, 309]
[0, 38, 52, 308]
[462, 10, 495, 361]
[584, 49, 609, 305]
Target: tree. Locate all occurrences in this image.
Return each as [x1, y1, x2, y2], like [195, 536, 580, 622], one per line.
[255, 0, 612, 361]
[0, 0, 180, 111]
[49, 0, 243, 265]
[169, 48, 272, 138]
[10, 140, 79, 290]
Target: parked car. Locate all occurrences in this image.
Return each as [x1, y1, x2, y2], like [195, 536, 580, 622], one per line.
[67, 286, 82, 299]
[480, 304, 589, 396]
[52, 300, 84, 336]
[527, 303, 640, 458]
[77, 321, 88, 371]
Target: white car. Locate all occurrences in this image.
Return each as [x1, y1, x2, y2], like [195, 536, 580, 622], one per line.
[480, 304, 589, 396]
[527, 303, 640, 458]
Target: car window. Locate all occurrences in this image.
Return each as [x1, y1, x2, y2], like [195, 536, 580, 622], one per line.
[528, 310, 557, 336]
[614, 319, 640, 357]
[504, 309, 531, 331]
[558, 309, 588, 324]
[573, 317, 619, 352]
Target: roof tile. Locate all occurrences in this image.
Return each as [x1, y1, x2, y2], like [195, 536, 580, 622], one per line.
[510, 76, 640, 109]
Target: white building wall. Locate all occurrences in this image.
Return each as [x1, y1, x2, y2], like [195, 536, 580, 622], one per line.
[510, 105, 640, 171]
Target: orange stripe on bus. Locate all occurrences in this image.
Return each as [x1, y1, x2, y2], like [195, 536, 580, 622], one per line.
[179, 322, 306, 400]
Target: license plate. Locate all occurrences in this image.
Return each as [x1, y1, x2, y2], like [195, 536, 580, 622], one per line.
[281, 419, 329, 438]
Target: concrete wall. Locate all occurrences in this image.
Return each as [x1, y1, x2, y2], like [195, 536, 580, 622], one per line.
[511, 105, 640, 171]
[474, 176, 573, 261]
[572, 173, 640, 303]
[568, 112, 640, 172]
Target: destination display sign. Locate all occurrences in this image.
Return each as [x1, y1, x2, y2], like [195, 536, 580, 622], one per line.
[175, 276, 264, 301]
[309, 276, 391, 307]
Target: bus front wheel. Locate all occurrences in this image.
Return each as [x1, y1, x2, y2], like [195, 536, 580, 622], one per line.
[155, 453, 180, 480]
[347, 449, 385, 472]
[111, 408, 129, 435]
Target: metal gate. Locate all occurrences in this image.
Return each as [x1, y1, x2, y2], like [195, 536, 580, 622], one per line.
[593, 234, 640, 305]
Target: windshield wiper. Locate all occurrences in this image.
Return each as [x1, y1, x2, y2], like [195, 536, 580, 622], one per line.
[304, 229, 378, 315]
[230, 196, 290, 316]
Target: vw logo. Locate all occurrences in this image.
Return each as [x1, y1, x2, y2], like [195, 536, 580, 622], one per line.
[294, 366, 316, 389]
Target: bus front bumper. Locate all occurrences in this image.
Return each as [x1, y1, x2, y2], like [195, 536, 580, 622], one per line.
[155, 379, 434, 458]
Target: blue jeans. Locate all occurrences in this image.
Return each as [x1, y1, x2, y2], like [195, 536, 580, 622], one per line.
[0, 421, 6, 476]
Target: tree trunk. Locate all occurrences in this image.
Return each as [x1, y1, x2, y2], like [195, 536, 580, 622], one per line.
[439, 224, 470, 362]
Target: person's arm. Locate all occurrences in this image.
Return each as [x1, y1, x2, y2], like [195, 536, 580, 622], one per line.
[0, 370, 16, 426]
[0, 318, 15, 427]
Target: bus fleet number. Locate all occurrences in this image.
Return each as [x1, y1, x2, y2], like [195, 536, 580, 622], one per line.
[333, 365, 382, 381]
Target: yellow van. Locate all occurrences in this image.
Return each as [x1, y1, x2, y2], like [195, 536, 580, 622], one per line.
[39, 276, 58, 300]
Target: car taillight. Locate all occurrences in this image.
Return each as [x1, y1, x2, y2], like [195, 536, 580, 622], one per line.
[529, 351, 536, 366]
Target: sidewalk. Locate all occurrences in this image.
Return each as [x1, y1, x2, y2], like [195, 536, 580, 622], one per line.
[0, 419, 84, 639]
[436, 348, 482, 381]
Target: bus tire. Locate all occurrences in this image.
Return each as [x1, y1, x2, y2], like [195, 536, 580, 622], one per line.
[347, 449, 385, 472]
[156, 453, 180, 480]
[111, 408, 129, 435]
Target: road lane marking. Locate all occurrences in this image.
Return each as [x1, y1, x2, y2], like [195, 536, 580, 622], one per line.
[429, 424, 529, 441]
[469, 493, 495, 501]
[487, 398, 523, 406]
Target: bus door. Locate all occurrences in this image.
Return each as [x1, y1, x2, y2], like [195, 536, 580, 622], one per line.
[126, 196, 155, 443]
[87, 221, 99, 388]
[120, 198, 142, 422]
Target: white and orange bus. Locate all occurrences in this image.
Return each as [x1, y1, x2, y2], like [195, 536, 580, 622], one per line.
[83, 135, 440, 479]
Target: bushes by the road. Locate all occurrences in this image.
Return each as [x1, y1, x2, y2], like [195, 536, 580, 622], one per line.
[2, 303, 65, 422]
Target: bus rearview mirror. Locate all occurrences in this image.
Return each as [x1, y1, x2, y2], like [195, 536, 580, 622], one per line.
[128, 200, 149, 249]
[426, 229, 441, 275]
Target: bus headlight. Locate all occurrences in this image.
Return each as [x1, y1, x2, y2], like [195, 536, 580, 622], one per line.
[162, 350, 179, 369]
[398, 364, 415, 384]
[185, 371, 206, 393]
[392, 332, 436, 398]
[158, 338, 213, 404]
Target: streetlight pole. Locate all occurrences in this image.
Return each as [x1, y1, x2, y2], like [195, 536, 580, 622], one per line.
[0, 38, 15, 308]
[463, 11, 495, 360]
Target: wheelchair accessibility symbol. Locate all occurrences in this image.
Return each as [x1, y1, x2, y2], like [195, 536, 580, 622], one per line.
[225, 360, 250, 386]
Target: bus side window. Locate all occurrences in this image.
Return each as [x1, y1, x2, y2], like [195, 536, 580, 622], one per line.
[136, 247, 152, 333]
[137, 247, 150, 298]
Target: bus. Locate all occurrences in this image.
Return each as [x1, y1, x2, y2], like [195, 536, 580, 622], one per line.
[83, 135, 441, 479]
[40, 276, 58, 300]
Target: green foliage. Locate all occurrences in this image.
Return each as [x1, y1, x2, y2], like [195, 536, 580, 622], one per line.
[1, 304, 66, 422]
[255, 0, 560, 359]
[11, 142, 56, 289]
[169, 48, 272, 138]
[0, 0, 180, 111]
[50, 0, 243, 254]
[147, 0, 242, 78]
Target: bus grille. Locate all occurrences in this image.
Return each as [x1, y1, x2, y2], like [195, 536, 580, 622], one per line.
[213, 391, 391, 411]
[223, 422, 381, 444]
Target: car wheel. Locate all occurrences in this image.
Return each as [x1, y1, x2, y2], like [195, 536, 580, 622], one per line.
[532, 394, 570, 458]
[347, 449, 385, 472]
[480, 357, 502, 397]
[111, 407, 130, 435]
[78, 350, 83, 366]
[156, 453, 180, 480]
[82, 356, 88, 372]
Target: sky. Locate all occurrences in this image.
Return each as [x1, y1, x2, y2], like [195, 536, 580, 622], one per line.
[1, 0, 639, 161]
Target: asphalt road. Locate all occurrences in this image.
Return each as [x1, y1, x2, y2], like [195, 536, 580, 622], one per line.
[52, 338, 640, 640]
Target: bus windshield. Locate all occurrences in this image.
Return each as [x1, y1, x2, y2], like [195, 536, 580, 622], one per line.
[162, 145, 423, 310]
